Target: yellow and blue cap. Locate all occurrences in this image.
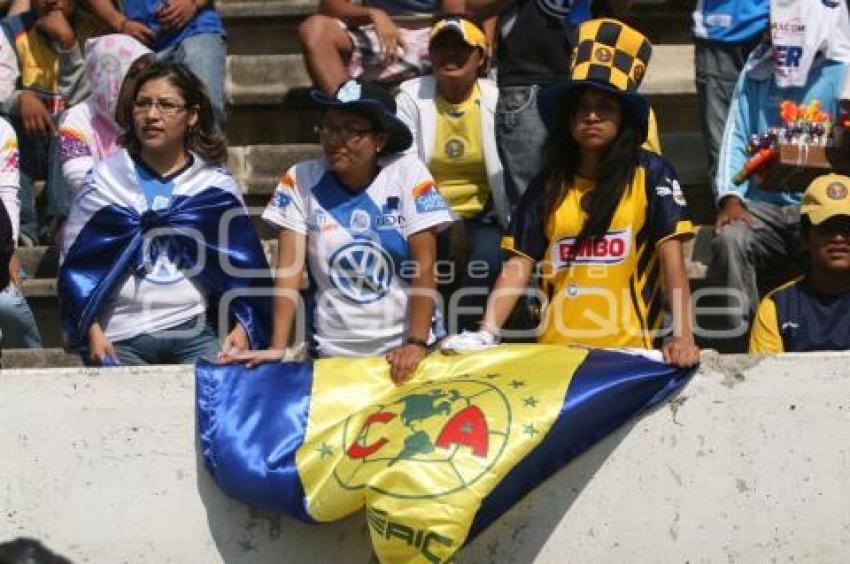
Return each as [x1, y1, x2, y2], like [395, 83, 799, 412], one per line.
[429, 16, 487, 49]
[802, 174, 850, 225]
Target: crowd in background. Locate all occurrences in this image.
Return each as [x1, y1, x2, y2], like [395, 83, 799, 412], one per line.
[0, 0, 848, 370]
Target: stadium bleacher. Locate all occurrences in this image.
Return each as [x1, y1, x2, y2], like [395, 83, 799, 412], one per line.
[4, 0, 714, 366]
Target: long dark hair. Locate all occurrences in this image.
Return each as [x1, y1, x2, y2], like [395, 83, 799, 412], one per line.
[541, 86, 641, 261]
[117, 61, 227, 165]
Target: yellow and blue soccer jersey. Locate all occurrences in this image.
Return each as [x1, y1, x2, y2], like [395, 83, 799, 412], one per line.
[502, 151, 694, 349]
[750, 276, 850, 354]
[262, 153, 454, 358]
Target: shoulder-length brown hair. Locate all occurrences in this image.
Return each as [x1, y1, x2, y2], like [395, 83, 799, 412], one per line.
[116, 61, 227, 165]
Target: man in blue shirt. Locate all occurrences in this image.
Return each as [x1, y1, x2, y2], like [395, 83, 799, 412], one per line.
[706, 0, 850, 351]
[87, 0, 227, 131]
[692, 0, 769, 197]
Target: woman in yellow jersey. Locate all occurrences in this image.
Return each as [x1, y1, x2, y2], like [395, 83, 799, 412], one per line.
[441, 18, 700, 368]
[396, 17, 508, 333]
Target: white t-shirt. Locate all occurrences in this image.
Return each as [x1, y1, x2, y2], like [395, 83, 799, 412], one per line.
[0, 118, 20, 241]
[262, 154, 454, 357]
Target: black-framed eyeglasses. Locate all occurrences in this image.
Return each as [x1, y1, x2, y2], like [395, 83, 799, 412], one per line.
[315, 123, 373, 143]
[132, 98, 188, 117]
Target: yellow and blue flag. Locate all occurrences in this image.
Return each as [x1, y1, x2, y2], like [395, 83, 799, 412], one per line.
[196, 344, 693, 563]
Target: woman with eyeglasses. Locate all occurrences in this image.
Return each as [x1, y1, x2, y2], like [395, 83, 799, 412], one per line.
[58, 61, 271, 366]
[224, 80, 454, 384]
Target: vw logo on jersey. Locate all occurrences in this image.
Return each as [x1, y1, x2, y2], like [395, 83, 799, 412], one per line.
[140, 238, 185, 285]
[329, 240, 394, 303]
[537, 0, 575, 20]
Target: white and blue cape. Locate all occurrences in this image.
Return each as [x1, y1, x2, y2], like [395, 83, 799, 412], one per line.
[58, 150, 272, 349]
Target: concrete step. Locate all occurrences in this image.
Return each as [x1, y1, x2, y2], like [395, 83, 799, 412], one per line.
[625, 2, 692, 44]
[222, 47, 699, 144]
[21, 277, 56, 298]
[226, 54, 311, 106]
[228, 143, 323, 195]
[217, 0, 317, 19]
[216, 0, 691, 56]
[2, 348, 82, 368]
[219, 0, 317, 56]
[226, 46, 696, 107]
[640, 45, 695, 96]
[18, 244, 57, 278]
[661, 131, 708, 185]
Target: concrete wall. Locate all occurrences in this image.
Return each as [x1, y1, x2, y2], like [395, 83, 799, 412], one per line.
[2, 352, 849, 563]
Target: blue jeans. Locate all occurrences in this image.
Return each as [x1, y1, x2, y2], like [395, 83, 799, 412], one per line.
[11, 114, 70, 243]
[437, 218, 505, 333]
[158, 33, 227, 132]
[111, 316, 220, 365]
[0, 284, 42, 348]
[707, 201, 803, 352]
[695, 37, 761, 196]
[495, 85, 548, 208]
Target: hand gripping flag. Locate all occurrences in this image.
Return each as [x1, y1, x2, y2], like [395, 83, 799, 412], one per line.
[197, 344, 694, 563]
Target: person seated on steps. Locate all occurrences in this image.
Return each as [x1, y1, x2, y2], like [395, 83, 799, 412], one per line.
[86, 0, 227, 132]
[298, 0, 465, 94]
[0, 0, 89, 245]
[395, 17, 506, 334]
[0, 116, 42, 349]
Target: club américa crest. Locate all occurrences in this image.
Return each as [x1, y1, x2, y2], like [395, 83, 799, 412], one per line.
[333, 378, 512, 499]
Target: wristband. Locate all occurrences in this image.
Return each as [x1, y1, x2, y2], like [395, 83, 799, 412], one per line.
[406, 337, 429, 349]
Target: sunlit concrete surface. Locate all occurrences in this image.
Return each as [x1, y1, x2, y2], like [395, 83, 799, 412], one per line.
[2, 352, 849, 563]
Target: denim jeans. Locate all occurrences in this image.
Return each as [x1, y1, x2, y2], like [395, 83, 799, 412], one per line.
[109, 316, 220, 366]
[706, 201, 803, 352]
[0, 284, 42, 348]
[10, 114, 70, 243]
[495, 84, 548, 208]
[437, 218, 505, 333]
[695, 37, 761, 196]
[158, 33, 227, 132]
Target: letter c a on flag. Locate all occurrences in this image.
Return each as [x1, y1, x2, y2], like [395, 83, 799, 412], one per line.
[347, 411, 396, 459]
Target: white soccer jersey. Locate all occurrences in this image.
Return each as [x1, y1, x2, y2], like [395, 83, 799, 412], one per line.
[262, 153, 454, 358]
[0, 117, 19, 241]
